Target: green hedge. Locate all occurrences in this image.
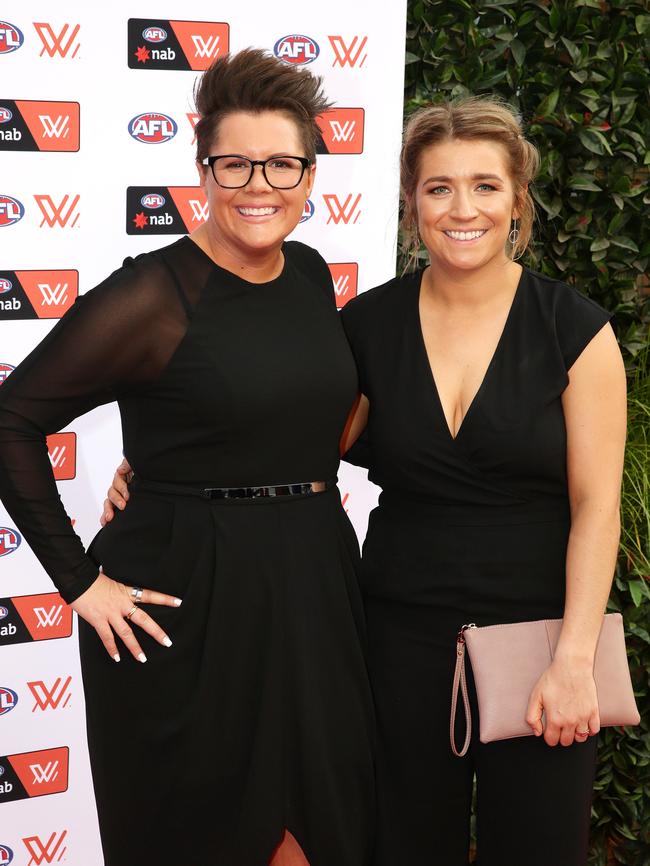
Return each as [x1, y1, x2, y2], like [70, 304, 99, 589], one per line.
[402, 1, 650, 862]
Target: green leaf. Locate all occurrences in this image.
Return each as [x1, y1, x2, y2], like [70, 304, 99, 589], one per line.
[635, 15, 650, 35]
[567, 174, 602, 192]
[590, 238, 610, 252]
[610, 236, 640, 253]
[536, 88, 560, 118]
[405, 51, 420, 64]
[510, 38, 525, 66]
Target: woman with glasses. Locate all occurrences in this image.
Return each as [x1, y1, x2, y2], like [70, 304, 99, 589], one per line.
[0, 50, 374, 866]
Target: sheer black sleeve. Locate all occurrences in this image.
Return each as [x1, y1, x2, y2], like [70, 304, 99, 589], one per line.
[0, 252, 189, 603]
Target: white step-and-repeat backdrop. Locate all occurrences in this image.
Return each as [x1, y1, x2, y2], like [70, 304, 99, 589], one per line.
[0, 2, 406, 862]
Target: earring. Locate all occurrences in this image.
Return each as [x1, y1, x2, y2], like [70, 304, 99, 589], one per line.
[508, 219, 520, 246]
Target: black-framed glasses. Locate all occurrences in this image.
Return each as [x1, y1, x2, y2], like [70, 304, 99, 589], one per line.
[201, 155, 312, 189]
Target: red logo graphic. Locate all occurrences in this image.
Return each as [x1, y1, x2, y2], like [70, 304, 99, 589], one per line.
[46, 433, 76, 480]
[9, 747, 69, 797]
[33, 23, 80, 58]
[0, 196, 24, 227]
[0, 21, 24, 54]
[129, 112, 177, 143]
[17, 270, 78, 318]
[28, 677, 72, 712]
[14, 101, 80, 152]
[317, 108, 365, 155]
[12, 594, 72, 641]
[328, 263, 358, 308]
[323, 193, 362, 225]
[169, 187, 208, 226]
[34, 195, 80, 228]
[187, 112, 200, 144]
[22, 831, 67, 865]
[0, 528, 21, 557]
[328, 35, 368, 68]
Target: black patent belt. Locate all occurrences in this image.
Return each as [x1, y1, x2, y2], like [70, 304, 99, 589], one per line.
[132, 477, 334, 500]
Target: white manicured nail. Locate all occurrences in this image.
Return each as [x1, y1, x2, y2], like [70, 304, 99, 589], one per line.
[162, 637, 172, 648]
[174, 598, 182, 607]
[137, 652, 147, 663]
[113, 653, 120, 663]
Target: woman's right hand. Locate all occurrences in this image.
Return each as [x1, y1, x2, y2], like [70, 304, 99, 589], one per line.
[100, 458, 133, 526]
[70, 571, 181, 663]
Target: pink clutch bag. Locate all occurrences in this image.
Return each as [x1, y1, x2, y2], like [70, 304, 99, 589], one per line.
[450, 612, 640, 756]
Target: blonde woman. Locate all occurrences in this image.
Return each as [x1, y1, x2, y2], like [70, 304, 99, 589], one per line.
[340, 97, 626, 865]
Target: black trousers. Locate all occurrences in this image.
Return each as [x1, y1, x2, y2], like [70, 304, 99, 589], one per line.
[366, 598, 598, 866]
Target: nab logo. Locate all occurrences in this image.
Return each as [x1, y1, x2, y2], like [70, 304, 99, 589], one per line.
[328, 35, 368, 68]
[0, 844, 13, 865]
[23, 832, 67, 865]
[33, 22, 80, 59]
[46, 433, 76, 481]
[323, 193, 362, 225]
[129, 112, 177, 144]
[0, 279, 11, 293]
[141, 193, 165, 209]
[274, 35, 319, 65]
[0, 688, 17, 716]
[34, 194, 80, 228]
[0, 195, 24, 227]
[300, 199, 315, 223]
[143, 26, 167, 42]
[0, 22, 23, 54]
[0, 528, 21, 557]
[0, 108, 12, 123]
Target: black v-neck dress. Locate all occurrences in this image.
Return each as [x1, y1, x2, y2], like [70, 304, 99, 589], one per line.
[0, 237, 375, 866]
[341, 266, 612, 866]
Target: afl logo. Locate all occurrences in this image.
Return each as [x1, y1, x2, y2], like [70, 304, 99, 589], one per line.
[300, 199, 315, 223]
[0, 195, 24, 228]
[0, 364, 15, 384]
[129, 112, 177, 144]
[0, 606, 8, 620]
[142, 26, 167, 43]
[141, 192, 166, 209]
[0, 528, 21, 557]
[0, 687, 17, 716]
[274, 34, 319, 65]
[0, 22, 24, 54]
[0, 279, 12, 294]
[0, 845, 14, 864]
[0, 107, 12, 123]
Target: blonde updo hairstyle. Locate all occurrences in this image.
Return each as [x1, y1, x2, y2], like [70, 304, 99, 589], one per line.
[401, 96, 540, 263]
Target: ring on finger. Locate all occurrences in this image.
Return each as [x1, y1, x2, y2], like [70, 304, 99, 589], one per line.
[125, 606, 138, 620]
[130, 586, 144, 602]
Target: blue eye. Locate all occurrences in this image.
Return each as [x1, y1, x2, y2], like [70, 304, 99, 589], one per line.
[477, 183, 496, 191]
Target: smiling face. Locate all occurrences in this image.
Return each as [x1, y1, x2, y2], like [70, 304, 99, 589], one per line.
[414, 138, 519, 274]
[197, 110, 315, 264]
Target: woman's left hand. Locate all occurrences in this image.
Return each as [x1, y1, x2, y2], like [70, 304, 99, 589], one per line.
[526, 658, 600, 747]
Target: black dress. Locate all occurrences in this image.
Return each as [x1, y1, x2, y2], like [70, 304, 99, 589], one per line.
[341, 266, 612, 866]
[0, 237, 375, 866]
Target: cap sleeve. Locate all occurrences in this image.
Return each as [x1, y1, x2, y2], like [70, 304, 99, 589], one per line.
[554, 285, 612, 372]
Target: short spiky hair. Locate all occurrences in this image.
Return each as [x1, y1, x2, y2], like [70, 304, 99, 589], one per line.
[193, 47, 332, 163]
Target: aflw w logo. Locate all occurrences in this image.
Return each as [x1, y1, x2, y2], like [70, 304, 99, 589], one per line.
[39, 115, 70, 139]
[34, 195, 80, 228]
[34, 605, 64, 628]
[30, 761, 60, 785]
[191, 34, 221, 58]
[28, 676, 72, 712]
[39, 283, 68, 306]
[33, 23, 80, 58]
[47, 446, 68, 470]
[328, 35, 368, 68]
[23, 831, 67, 865]
[323, 193, 362, 225]
[330, 120, 356, 142]
[189, 199, 208, 222]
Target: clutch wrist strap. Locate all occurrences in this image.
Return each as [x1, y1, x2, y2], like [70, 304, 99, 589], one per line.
[450, 628, 472, 757]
